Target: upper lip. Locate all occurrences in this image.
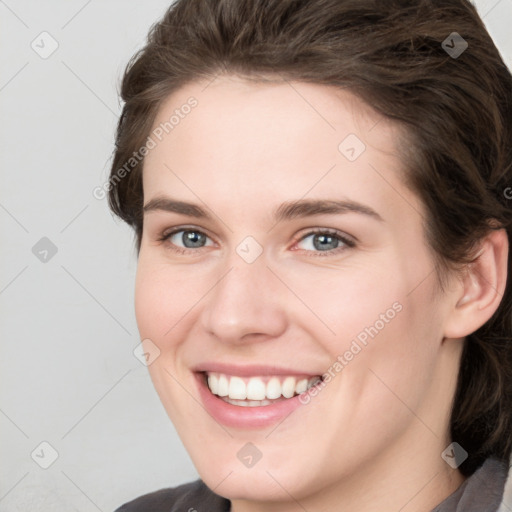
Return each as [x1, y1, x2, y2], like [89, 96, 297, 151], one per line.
[191, 362, 323, 378]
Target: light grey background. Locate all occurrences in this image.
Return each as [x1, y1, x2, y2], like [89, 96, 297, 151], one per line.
[1, 1, 511, 511]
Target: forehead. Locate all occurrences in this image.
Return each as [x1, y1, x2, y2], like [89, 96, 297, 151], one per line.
[142, 75, 422, 223]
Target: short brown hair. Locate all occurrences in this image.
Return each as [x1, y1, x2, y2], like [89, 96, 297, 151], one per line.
[108, 0, 512, 476]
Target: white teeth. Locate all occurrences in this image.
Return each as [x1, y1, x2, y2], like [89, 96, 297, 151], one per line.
[223, 398, 273, 407]
[266, 377, 282, 399]
[228, 376, 247, 400]
[207, 374, 218, 395]
[295, 378, 308, 394]
[217, 374, 229, 397]
[206, 373, 322, 402]
[246, 377, 267, 400]
[282, 376, 296, 398]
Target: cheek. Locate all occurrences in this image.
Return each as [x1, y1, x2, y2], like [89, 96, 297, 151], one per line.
[328, 280, 442, 434]
[295, 263, 441, 407]
[133, 259, 203, 419]
[287, 263, 404, 351]
[134, 259, 203, 343]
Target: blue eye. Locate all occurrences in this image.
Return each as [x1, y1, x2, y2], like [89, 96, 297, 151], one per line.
[295, 229, 355, 255]
[160, 229, 214, 252]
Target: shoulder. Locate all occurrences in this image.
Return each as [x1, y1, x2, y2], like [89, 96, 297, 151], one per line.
[114, 479, 230, 512]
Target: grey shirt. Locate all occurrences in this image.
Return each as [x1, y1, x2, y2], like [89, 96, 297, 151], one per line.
[115, 457, 509, 512]
[433, 458, 509, 512]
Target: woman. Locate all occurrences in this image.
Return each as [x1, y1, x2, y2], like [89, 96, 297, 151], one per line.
[110, 0, 512, 510]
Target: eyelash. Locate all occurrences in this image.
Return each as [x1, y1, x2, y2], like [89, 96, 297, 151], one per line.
[157, 226, 356, 257]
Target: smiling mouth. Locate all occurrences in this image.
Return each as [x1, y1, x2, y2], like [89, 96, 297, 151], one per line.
[203, 372, 323, 407]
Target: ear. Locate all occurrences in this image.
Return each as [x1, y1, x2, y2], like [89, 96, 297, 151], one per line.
[443, 228, 509, 339]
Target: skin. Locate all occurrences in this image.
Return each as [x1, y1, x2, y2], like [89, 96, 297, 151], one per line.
[134, 74, 508, 512]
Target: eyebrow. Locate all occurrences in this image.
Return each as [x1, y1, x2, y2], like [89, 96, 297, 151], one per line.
[143, 196, 383, 222]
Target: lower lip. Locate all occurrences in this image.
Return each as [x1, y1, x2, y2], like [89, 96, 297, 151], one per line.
[195, 373, 311, 429]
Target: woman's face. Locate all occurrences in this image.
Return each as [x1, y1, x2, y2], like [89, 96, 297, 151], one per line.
[135, 75, 462, 505]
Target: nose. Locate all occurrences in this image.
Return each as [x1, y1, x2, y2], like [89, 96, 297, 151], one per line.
[198, 254, 288, 345]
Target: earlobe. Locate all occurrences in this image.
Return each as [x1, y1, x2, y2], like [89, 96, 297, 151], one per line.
[444, 228, 508, 339]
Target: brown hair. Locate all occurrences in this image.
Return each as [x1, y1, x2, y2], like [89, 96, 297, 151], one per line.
[108, 0, 512, 476]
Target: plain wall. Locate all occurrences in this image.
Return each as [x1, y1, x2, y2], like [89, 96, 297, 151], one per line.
[1, 1, 511, 510]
